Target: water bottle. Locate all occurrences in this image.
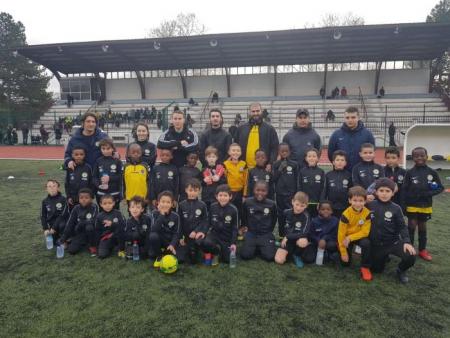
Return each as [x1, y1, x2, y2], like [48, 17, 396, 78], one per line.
[132, 241, 140, 261]
[56, 244, 64, 259]
[229, 248, 237, 268]
[46, 234, 54, 250]
[316, 248, 324, 266]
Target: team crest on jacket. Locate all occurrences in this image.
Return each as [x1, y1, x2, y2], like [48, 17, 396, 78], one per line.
[239, 166, 244, 172]
[86, 213, 92, 219]
[113, 218, 118, 223]
[263, 208, 270, 215]
[358, 219, 364, 225]
[398, 175, 404, 182]
[168, 221, 175, 228]
[195, 209, 202, 216]
[427, 174, 433, 182]
[145, 149, 150, 154]
[142, 224, 148, 230]
[265, 175, 270, 181]
[342, 179, 349, 187]
[95, 141, 100, 147]
[56, 203, 62, 209]
[168, 171, 174, 177]
[384, 211, 393, 219]
[82, 172, 88, 178]
[286, 166, 292, 173]
[315, 175, 321, 182]
[111, 164, 117, 170]
[225, 215, 232, 222]
[295, 222, 302, 229]
[373, 169, 379, 175]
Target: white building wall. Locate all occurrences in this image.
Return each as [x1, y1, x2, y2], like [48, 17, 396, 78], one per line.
[104, 69, 430, 100]
[186, 76, 227, 98]
[106, 79, 140, 100]
[145, 77, 182, 99]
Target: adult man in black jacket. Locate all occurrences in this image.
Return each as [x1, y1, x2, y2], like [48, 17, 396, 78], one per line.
[235, 102, 279, 170]
[199, 109, 232, 164]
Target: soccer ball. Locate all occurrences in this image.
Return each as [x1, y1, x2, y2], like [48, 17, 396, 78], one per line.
[160, 255, 178, 274]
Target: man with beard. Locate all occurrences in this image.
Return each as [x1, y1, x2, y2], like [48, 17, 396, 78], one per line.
[199, 109, 232, 165]
[235, 102, 279, 171]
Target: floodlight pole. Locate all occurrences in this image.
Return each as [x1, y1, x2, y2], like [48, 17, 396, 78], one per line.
[225, 67, 231, 97]
[273, 65, 278, 97]
[374, 61, 383, 95]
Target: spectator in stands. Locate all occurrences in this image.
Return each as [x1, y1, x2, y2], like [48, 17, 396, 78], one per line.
[282, 109, 321, 169]
[234, 113, 242, 126]
[186, 114, 195, 128]
[157, 111, 162, 129]
[199, 109, 232, 165]
[12, 128, 18, 145]
[40, 124, 49, 145]
[0, 125, 4, 144]
[157, 110, 199, 168]
[64, 112, 109, 169]
[326, 109, 336, 122]
[21, 123, 29, 145]
[341, 86, 348, 98]
[262, 109, 270, 123]
[6, 125, 13, 145]
[150, 106, 156, 124]
[212, 92, 219, 103]
[332, 87, 340, 99]
[388, 122, 396, 147]
[235, 102, 279, 170]
[53, 122, 63, 145]
[327, 106, 375, 170]
[319, 87, 326, 99]
[188, 98, 198, 106]
[378, 86, 385, 98]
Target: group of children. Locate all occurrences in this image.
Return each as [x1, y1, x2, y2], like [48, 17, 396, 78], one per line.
[41, 129, 444, 283]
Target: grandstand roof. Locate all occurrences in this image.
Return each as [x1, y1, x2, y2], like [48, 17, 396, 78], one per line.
[17, 22, 450, 75]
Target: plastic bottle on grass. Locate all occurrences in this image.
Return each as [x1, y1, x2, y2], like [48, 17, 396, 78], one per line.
[46, 234, 54, 250]
[132, 241, 140, 261]
[229, 248, 237, 268]
[316, 248, 324, 266]
[56, 244, 64, 259]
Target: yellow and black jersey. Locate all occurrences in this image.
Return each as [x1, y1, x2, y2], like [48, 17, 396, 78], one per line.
[123, 162, 149, 201]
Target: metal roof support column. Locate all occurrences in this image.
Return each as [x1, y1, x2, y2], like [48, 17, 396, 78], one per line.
[374, 61, 383, 95]
[323, 64, 328, 95]
[135, 71, 146, 99]
[273, 66, 278, 97]
[428, 60, 434, 93]
[225, 67, 231, 97]
[94, 73, 106, 101]
[178, 70, 187, 99]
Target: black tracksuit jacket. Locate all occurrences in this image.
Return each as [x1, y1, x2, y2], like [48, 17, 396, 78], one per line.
[242, 197, 277, 236]
[208, 202, 239, 245]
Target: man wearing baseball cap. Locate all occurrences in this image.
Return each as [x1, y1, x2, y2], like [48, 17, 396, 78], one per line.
[282, 109, 321, 168]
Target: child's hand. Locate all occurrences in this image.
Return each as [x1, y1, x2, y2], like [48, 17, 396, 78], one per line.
[230, 244, 237, 253]
[180, 140, 188, 147]
[204, 176, 212, 185]
[403, 243, 416, 255]
[318, 239, 327, 250]
[195, 232, 205, 240]
[152, 200, 157, 207]
[189, 231, 197, 239]
[67, 161, 76, 170]
[265, 164, 272, 172]
[179, 238, 186, 246]
[341, 254, 349, 263]
[103, 220, 112, 227]
[68, 198, 73, 205]
[367, 194, 375, 202]
[44, 229, 50, 236]
[281, 237, 288, 248]
[343, 237, 351, 248]
[167, 245, 176, 255]
[101, 175, 110, 184]
[212, 175, 219, 182]
[297, 238, 309, 248]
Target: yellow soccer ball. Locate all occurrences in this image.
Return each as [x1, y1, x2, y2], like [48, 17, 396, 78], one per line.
[160, 255, 178, 274]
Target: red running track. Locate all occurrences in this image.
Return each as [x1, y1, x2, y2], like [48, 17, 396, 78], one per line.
[0, 146, 399, 164]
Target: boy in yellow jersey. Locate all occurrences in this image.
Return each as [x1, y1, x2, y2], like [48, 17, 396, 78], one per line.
[123, 143, 150, 207]
[338, 186, 372, 281]
[224, 143, 248, 237]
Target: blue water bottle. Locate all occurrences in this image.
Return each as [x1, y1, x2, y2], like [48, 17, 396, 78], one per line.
[132, 241, 140, 261]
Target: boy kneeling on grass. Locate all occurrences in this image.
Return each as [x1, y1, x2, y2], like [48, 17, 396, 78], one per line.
[59, 188, 99, 256]
[275, 192, 315, 268]
[338, 186, 372, 281]
[369, 178, 416, 284]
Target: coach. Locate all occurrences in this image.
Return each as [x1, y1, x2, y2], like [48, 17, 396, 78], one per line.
[199, 109, 232, 164]
[235, 102, 279, 170]
[282, 109, 321, 168]
[64, 112, 108, 169]
[327, 106, 375, 169]
[157, 110, 199, 167]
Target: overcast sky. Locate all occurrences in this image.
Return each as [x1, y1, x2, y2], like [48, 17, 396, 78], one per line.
[2, 0, 440, 93]
[3, 0, 439, 45]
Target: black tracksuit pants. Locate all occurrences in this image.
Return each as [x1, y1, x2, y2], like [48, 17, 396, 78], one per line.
[340, 238, 371, 268]
[148, 232, 180, 261]
[240, 232, 276, 262]
[67, 226, 97, 255]
[201, 232, 232, 263]
[177, 237, 203, 264]
[276, 194, 292, 237]
[371, 241, 416, 273]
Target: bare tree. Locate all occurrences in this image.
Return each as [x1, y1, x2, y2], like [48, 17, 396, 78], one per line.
[148, 13, 206, 38]
[320, 12, 365, 27]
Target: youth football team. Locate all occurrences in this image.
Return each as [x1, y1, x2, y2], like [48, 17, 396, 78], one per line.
[41, 123, 444, 284]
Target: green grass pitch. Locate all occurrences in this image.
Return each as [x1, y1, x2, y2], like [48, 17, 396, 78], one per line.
[1, 160, 450, 337]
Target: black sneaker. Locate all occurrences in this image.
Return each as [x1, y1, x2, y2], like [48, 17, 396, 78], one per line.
[396, 268, 409, 284]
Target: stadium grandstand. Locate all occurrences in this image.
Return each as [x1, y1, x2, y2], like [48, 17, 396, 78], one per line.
[16, 21, 450, 146]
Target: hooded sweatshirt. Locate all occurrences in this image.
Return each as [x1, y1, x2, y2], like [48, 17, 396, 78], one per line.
[282, 123, 321, 168]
